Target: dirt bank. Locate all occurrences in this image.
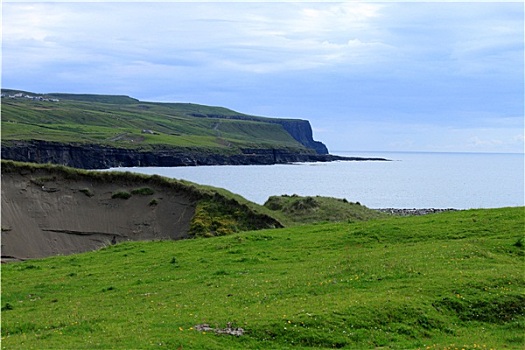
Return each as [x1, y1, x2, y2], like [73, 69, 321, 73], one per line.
[1, 167, 196, 261]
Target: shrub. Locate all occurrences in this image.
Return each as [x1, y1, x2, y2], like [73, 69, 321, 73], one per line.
[111, 191, 131, 200]
[264, 196, 284, 211]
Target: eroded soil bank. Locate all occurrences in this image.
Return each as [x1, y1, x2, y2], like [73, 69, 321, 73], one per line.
[1, 169, 196, 261]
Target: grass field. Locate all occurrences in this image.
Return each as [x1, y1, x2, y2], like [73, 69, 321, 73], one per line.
[0, 90, 310, 153]
[2, 207, 524, 349]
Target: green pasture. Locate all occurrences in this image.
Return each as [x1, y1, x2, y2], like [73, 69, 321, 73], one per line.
[2, 207, 524, 349]
[0, 93, 306, 152]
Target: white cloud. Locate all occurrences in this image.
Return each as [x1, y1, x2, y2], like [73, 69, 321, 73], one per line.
[3, 2, 391, 76]
[2, 2, 523, 153]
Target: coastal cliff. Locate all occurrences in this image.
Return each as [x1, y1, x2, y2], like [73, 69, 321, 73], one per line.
[187, 112, 329, 155]
[270, 119, 329, 155]
[1, 140, 381, 170]
[1, 89, 387, 168]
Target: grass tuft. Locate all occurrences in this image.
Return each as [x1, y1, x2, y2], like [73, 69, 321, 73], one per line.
[1, 303, 14, 311]
[131, 187, 155, 196]
[111, 191, 132, 199]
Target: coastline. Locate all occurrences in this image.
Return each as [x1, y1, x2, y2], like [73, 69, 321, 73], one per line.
[374, 208, 459, 216]
[0, 140, 389, 170]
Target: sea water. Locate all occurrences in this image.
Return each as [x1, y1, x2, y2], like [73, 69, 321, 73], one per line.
[108, 151, 524, 209]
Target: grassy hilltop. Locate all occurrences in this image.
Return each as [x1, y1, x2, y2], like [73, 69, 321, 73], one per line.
[1, 89, 315, 153]
[2, 207, 524, 349]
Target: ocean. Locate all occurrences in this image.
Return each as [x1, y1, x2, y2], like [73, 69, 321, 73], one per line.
[108, 151, 524, 209]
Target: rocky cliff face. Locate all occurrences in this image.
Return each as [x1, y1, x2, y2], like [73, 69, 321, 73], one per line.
[1, 140, 365, 170]
[271, 119, 329, 155]
[189, 113, 329, 155]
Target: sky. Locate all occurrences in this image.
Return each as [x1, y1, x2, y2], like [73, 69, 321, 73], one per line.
[2, 1, 524, 153]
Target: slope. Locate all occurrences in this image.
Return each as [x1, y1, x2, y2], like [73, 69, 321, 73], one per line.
[1, 89, 325, 154]
[1, 207, 523, 349]
[0, 160, 282, 260]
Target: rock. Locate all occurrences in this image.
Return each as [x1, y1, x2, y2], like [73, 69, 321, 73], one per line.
[375, 208, 458, 216]
[1, 140, 389, 170]
[193, 322, 245, 336]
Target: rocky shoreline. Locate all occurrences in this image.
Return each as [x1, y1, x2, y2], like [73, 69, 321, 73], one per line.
[0, 140, 389, 170]
[375, 208, 459, 216]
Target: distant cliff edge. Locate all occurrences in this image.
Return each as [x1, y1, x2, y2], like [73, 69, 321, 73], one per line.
[0, 140, 387, 170]
[1, 89, 388, 168]
[188, 112, 329, 155]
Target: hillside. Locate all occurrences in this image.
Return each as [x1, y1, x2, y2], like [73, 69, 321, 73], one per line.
[0, 160, 282, 261]
[2, 207, 523, 349]
[1, 89, 307, 151]
[0, 89, 381, 169]
[0, 161, 388, 261]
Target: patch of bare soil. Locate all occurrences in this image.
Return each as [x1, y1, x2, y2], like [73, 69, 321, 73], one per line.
[1, 171, 196, 261]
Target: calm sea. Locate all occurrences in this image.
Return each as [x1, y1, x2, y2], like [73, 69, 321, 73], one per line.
[108, 151, 524, 209]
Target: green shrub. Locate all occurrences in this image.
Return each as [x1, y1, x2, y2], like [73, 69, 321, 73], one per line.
[111, 191, 131, 200]
[264, 196, 284, 211]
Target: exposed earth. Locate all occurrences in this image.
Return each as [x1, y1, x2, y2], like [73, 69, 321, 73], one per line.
[1, 168, 196, 261]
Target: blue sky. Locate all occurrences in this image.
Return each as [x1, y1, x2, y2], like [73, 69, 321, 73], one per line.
[2, 1, 524, 153]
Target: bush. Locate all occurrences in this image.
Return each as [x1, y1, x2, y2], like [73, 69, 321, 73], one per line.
[264, 196, 284, 211]
[111, 191, 131, 200]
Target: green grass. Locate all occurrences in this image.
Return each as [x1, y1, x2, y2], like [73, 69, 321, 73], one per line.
[111, 191, 132, 200]
[2, 207, 524, 349]
[264, 194, 387, 226]
[0, 91, 310, 154]
[131, 187, 155, 196]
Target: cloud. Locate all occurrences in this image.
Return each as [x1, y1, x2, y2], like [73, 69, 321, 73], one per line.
[3, 2, 391, 76]
[2, 2, 523, 153]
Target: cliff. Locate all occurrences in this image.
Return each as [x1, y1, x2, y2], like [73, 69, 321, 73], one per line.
[271, 119, 329, 155]
[1, 89, 387, 168]
[188, 112, 329, 154]
[1, 140, 379, 170]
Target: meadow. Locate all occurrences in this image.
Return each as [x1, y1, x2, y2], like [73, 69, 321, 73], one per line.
[0, 90, 309, 153]
[2, 207, 523, 349]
